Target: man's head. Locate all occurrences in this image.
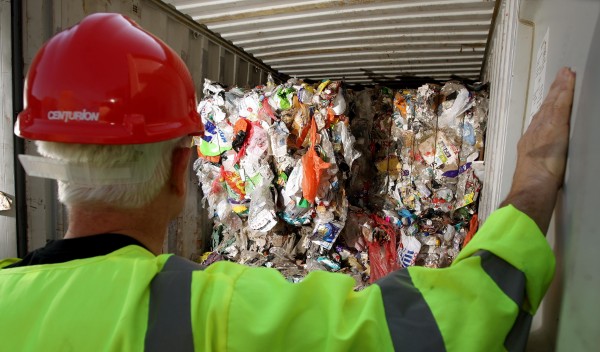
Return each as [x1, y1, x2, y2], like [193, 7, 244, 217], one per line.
[35, 137, 190, 208]
[15, 13, 203, 209]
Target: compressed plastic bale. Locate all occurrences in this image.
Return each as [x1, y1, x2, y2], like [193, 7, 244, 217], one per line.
[193, 74, 488, 285]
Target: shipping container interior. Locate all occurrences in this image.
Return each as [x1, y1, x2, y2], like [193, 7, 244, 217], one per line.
[1, 0, 598, 349]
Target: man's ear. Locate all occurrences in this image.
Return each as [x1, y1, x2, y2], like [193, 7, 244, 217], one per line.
[170, 147, 192, 197]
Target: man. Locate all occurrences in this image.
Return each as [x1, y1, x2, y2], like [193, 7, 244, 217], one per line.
[0, 13, 575, 351]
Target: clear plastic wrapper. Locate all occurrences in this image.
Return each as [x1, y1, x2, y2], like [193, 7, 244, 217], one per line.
[414, 84, 440, 130]
[455, 163, 483, 209]
[460, 92, 489, 164]
[332, 121, 361, 170]
[247, 166, 277, 233]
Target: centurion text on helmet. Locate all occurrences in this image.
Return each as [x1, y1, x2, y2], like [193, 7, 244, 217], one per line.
[47, 110, 100, 123]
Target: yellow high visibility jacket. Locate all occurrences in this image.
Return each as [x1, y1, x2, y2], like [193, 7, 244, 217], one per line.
[0, 205, 555, 351]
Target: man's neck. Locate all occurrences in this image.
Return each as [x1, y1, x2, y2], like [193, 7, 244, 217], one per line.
[64, 201, 171, 255]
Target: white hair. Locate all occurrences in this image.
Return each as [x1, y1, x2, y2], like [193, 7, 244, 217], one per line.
[35, 137, 191, 208]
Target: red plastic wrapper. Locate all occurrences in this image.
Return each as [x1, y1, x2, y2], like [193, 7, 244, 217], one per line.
[368, 215, 400, 282]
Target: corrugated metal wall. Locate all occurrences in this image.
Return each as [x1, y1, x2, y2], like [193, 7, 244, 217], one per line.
[166, 0, 496, 85]
[0, 0, 17, 259]
[479, 0, 519, 222]
[19, 0, 280, 258]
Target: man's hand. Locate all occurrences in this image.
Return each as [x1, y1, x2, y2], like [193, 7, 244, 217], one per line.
[500, 67, 576, 233]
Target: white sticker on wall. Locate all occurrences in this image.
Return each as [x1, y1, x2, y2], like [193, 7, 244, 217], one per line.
[530, 27, 550, 123]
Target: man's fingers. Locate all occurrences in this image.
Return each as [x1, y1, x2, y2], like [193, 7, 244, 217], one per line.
[536, 67, 576, 123]
[544, 67, 575, 105]
[553, 68, 576, 109]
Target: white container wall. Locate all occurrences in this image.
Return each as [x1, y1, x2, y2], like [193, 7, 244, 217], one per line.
[556, 12, 600, 351]
[0, 0, 17, 259]
[483, 0, 600, 350]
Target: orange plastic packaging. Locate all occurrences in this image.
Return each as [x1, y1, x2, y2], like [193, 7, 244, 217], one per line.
[462, 214, 479, 247]
[302, 117, 330, 203]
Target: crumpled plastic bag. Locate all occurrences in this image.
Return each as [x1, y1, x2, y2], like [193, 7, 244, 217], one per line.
[333, 121, 361, 170]
[302, 118, 331, 204]
[367, 216, 400, 283]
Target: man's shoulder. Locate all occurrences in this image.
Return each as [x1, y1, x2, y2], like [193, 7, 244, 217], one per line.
[0, 258, 21, 269]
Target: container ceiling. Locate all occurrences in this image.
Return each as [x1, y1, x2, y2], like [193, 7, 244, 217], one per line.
[163, 0, 497, 86]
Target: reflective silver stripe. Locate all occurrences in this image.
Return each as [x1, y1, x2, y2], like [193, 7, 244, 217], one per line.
[504, 310, 533, 352]
[375, 269, 446, 351]
[474, 250, 526, 306]
[473, 250, 532, 351]
[145, 256, 204, 352]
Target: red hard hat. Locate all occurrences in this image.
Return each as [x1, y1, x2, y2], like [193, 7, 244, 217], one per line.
[15, 13, 203, 144]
